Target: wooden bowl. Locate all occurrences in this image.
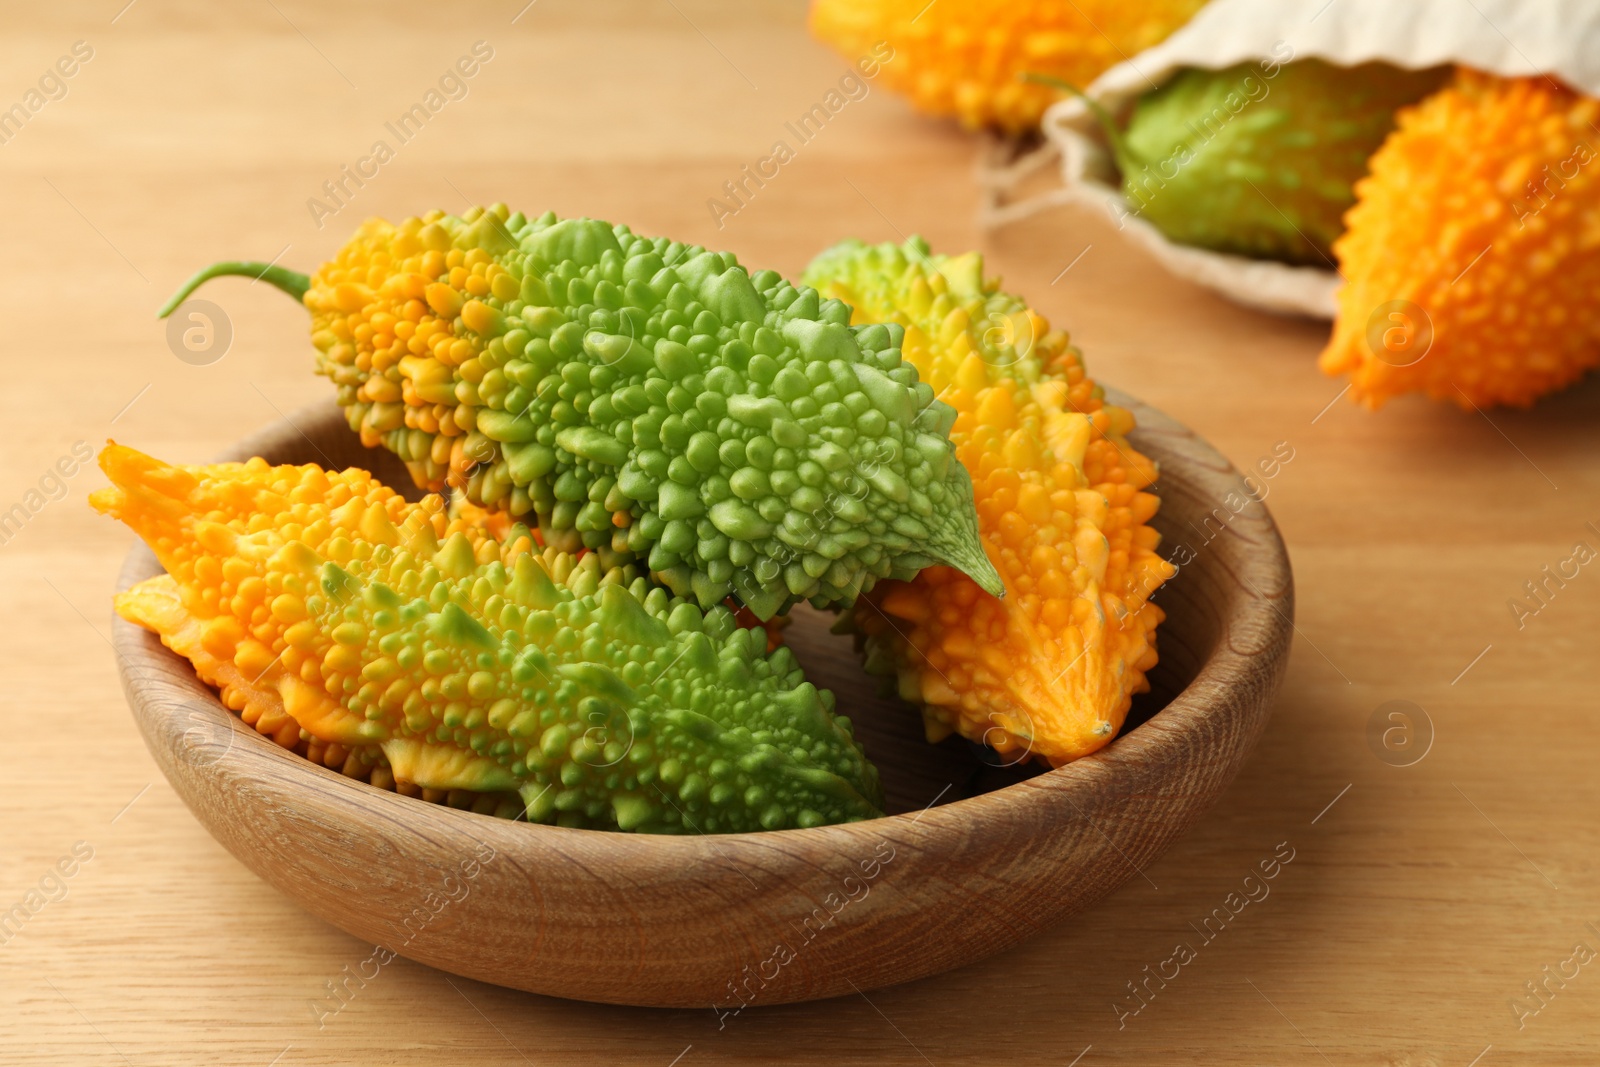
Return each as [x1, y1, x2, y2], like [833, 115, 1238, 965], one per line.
[112, 395, 1292, 1009]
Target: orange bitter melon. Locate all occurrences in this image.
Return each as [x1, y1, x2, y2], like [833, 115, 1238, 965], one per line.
[804, 238, 1174, 766]
[1321, 71, 1600, 408]
[809, 0, 1209, 133]
[93, 445, 882, 832]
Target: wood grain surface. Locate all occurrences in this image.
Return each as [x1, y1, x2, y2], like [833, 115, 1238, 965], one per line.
[4, 1, 1598, 1062]
[109, 397, 1288, 1008]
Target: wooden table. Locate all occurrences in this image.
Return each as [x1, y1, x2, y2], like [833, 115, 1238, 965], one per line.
[5, 2, 1596, 1062]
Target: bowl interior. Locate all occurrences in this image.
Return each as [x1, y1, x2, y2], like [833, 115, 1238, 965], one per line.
[217, 402, 1216, 818]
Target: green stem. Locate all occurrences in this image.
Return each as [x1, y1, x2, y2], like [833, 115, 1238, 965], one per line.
[157, 261, 311, 318]
[1022, 72, 1143, 175]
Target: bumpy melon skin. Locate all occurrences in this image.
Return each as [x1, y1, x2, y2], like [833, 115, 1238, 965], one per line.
[1121, 60, 1450, 266]
[308, 206, 1000, 620]
[114, 574, 528, 817]
[808, 0, 1208, 133]
[1321, 71, 1600, 408]
[93, 445, 883, 833]
[804, 238, 1174, 767]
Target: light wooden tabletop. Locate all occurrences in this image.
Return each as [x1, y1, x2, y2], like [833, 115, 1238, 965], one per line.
[5, 2, 1597, 1063]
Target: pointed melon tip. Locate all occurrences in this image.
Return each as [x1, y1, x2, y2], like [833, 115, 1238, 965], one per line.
[963, 553, 1006, 599]
[929, 527, 1005, 599]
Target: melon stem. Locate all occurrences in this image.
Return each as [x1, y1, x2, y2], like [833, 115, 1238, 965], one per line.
[1024, 72, 1143, 176]
[157, 261, 311, 318]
